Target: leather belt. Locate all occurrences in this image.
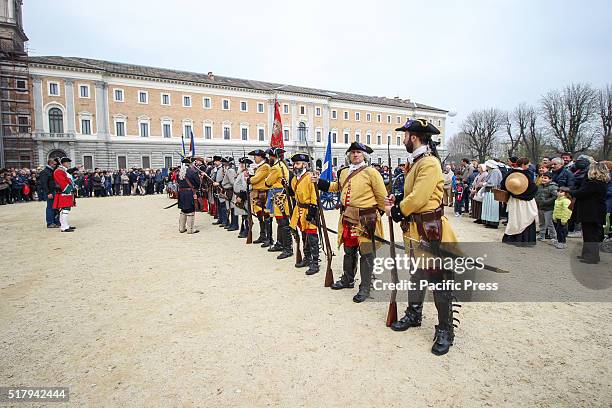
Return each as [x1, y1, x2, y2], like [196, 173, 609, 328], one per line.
[339, 204, 378, 216]
[400, 206, 444, 232]
[297, 202, 310, 209]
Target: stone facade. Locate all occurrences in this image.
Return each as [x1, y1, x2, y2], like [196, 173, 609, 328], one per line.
[29, 57, 447, 170]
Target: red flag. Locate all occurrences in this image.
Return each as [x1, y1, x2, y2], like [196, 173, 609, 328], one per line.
[270, 100, 284, 149]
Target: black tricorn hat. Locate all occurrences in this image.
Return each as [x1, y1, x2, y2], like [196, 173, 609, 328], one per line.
[395, 118, 440, 135]
[181, 157, 191, 164]
[291, 153, 311, 163]
[269, 147, 285, 157]
[60, 157, 72, 164]
[248, 149, 267, 158]
[239, 157, 253, 165]
[213, 155, 222, 162]
[345, 142, 373, 154]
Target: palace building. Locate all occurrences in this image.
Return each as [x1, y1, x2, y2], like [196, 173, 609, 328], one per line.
[1, 2, 448, 170]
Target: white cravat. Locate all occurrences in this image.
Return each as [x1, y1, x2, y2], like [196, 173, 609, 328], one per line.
[348, 161, 367, 174]
[409, 145, 428, 163]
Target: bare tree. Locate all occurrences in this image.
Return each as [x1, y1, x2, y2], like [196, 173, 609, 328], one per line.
[505, 104, 529, 157]
[461, 108, 505, 162]
[445, 132, 472, 164]
[540, 83, 598, 154]
[522, 106, 546, 165]
[598, 84, 612, 160]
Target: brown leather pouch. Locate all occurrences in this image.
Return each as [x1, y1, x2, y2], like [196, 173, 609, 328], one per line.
[359, 209, 378, 239]
[342, 206, 360, 225]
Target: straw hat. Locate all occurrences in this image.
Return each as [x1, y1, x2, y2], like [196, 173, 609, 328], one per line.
[505, 172, 528, 195]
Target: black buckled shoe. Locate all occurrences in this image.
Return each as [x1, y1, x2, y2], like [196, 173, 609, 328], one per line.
[267, 244, 283, 252]
[431, 325, 454, 356]
[352, 291, 369, 303]
[277, 251, 293, 260]
[390, 305, 423, 331]
[330, 278, 354, 290]
[295, 259, 309, 268]
[305, 265, 319, 276]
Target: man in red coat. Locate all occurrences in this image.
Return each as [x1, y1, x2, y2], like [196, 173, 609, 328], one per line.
[52, 157, 76, 232]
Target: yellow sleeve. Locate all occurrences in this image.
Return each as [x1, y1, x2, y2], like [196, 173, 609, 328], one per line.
[307, 179, 317, 205]
[265, 165, 280, 188]
[250, 164, 269, 185]
[400, 159, 438, 216]
[368, 168, 388, 211]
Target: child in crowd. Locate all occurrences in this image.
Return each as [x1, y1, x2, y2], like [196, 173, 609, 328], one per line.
[552, 187, 572, 249]
[535, 172, 558, 242]
[454, 171, 464, 217]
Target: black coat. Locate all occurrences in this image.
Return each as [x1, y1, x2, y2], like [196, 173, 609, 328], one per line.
[38, 166, 56, 196]
[552, 167, 574, 189]
[177, 167, 201, 211]
[572, 179, 607, 224]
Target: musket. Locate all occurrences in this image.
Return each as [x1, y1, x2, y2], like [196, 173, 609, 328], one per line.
[243, 147, 254, 244]
[386, 139, 399, 326]
[281, 160, 302, 265]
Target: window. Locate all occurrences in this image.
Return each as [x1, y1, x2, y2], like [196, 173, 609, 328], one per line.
[223, 126, 231, 140]
[48, 82, 59, 96]
[115, 121, 125, 136]
[332, 110, 337, 119]
[222, 99, 230, 110]
[283, 129, 289, 141]
[48, 108, 63, 133]
[387, 135, 391, 145]
[355, 133, 361, 143]
[16, 79, 26, 91]
[300, 105, 305, 115]
[397, 116, 401, 124]
[257, 102, 264, 113]
[377, 114, 381, 123]
[18, 116, 29, 133]
[142, 156, 151, 169]
[316, 130, 321, 143]
[332, 132, 337, 143]
[260, 128, 266, 142]
[438, 119, 441, 126]
[283, 104, 289, 114]
[183, 95, 192, 107]
[333, 157, 338, 167]
[355, 112, 361, 121]
[203, 97, 211, 109]
[343, 111, 349, 120]
[366, 134, 371, 145]
[241, 126, 248, 141]
[377, 134, 381, 145]
[387, 115, 391, 124]
[83, 155, 93, 170]
[298, 122, 307, 142]
[240, 101, 248, 112]
[161, 93, 171, 105]
[164, 156, 173, 169]
[184, 124, 192, 138]
[378, 157, 382, 165]
[343, 133, 349, 144]
[366, 113, 371, 122]
[140, 122, 149, 137]
[398, 157, 401, 166]
[163, 123, 172, 138]
[138, 91, 148, 104]
[204, 125, 212, 139]
[315, 107, 321, 116]
[117, 155, 127, 169]
[79, 85, 89, 98]
[114, 89, 124, 102]
[79, 118, 91, 135]
[397, 135, 401, 145]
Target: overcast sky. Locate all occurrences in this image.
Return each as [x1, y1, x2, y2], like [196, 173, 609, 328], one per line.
[24, 0, 612, 137]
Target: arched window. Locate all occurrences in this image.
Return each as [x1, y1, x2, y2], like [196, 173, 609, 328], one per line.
[298, 122, 307, 142]
[48, 108, 63, 133]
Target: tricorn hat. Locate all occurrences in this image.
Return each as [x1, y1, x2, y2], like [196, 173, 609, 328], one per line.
[181, 157, 191, 164]
[395, 118, 440, 135]
[248, 149, 267, 158]
[60, 157, 72, 164]
[346, 142, 373, 154]
[239, 157, 253, 165]
[212, 155, 222, 162]
[505, 172, 528, 196]
[291, 153, 311, 163]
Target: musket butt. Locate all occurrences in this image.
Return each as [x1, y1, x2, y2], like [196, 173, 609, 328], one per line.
[386, 302, 398, 327]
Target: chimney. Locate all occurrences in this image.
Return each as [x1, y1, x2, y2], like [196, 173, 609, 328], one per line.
[207, 71, 214, 80]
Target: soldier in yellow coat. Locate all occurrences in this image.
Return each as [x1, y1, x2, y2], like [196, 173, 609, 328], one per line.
[385, 118, 459, 356]
[264, 147, 293, 259]
[315, 142, 387, 303]
[247, 149, 271, 246]
[288, 153, 319, 275]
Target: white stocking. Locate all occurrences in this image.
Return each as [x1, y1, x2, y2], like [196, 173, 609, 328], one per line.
[59, 209, 70, 231]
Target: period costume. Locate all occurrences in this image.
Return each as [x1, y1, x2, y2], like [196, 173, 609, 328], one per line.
[501, 170, 538, 245]
[318, 142, 387, 303]
[221, 157, 238, 231]
[234, 157, 252, 238]
[248, 149, 272, 245]
[481, 160, 503, 228]
[264, 148, 293, 259]
[289, 153, 319, 275]
[389, 119, 459, 356]
[52, 157, 76, 232]
[212, 156, 227, 227]
[177, 157, 202, 234]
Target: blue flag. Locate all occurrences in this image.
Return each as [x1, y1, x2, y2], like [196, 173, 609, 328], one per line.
[321, 132, 333, 181]
[189, 131, 196, 156]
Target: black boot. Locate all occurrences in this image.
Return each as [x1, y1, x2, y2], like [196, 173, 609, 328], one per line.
[268, 220, 284, 252]
[331, 246, 357, 290]
[261, 218, 273, 247]
[252, 218, 266, 244]
[227, 213, 239, 231]
[353, 251, 373, 303]
[431, 289, 456, 356]
[295, 232, 310, 267]
[238, 216, 248, 238]
[305, 233, 320, 275]
[390, 303, 423, 331]
[277, 218, 293, 260]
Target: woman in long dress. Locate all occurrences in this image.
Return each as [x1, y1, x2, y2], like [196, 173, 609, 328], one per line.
[481, 160, 503, 229]
[501, 169, 538, 246]
[470, 164, 488, 223]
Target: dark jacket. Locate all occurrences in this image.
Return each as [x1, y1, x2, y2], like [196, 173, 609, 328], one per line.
[552, 166, 574, 189]
[38, 165, 56, 197]
[535, 182, 558, 211]
[571, 178, 607, 224]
